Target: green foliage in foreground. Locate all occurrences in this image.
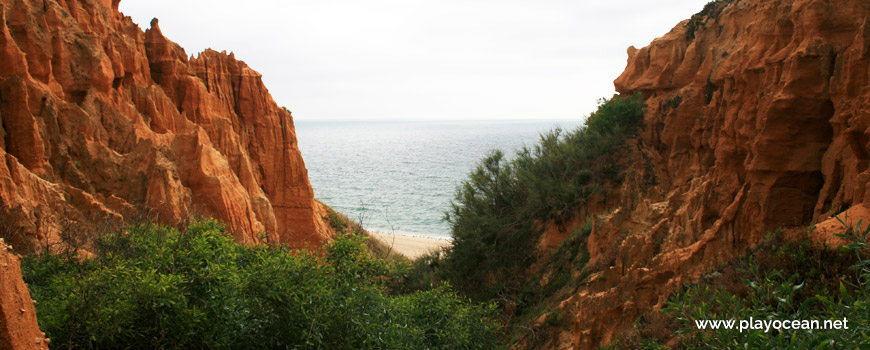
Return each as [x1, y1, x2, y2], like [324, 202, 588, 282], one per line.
[663, 224, 870, 349]
[442, 94, 645, 300]
[23, 219, 499, 350]
[608, 222, 870, 349]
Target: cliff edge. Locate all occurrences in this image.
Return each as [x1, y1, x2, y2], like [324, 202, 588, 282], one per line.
[0, 0, 330, 251]
[534, 0, 870, 348]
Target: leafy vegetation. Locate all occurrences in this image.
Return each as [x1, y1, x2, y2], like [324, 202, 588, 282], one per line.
[667, 223, 870, 349]
[394, 250, 447, 294]
[685, 0, 736, 39]
[608, 221, 870, 349]
[441, 93, 645, 301]
[319, 201, 405, 261]
[23, 219, 499, 349]
[328, 210, 348, 232]
[524, 222, 592, 305]
[505, 223, 593, 347]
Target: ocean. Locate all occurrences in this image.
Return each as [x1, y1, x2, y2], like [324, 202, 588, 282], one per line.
[295, 119, 580, 239]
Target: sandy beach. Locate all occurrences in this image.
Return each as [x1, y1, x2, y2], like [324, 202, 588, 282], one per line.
[370, 232, 452, 259]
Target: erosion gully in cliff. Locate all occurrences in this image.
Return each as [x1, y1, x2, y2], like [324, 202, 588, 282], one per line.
[0, 0, 332, 254]
[520, 0, 870, 349]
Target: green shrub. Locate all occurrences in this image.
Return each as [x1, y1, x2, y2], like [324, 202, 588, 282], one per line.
[23, 219, 500, 349]
[396, 250, 447, 294]
[328, 211, 348, 232]
[685, 0, 736, 39]
[443, 94, 645, 301]
[320, 202, 405, 262]
[659, 224, 870, 349]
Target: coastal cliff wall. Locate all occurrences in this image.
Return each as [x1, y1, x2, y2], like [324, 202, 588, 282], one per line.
[0, 0, 330, 251]
[0, 239, 46, 350]
[540, 0, 870, 348]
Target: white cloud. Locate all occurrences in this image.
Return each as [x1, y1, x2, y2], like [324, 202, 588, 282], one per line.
[120, 0, 708, 120]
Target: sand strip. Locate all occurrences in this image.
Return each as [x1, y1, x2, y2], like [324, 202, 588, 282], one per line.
[370, 232, 452, 259]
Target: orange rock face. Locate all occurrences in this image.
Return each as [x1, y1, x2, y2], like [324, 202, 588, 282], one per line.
[0, 0, 330, 251]
[547, 0, 870, 348]
[0, 240, 47, 350]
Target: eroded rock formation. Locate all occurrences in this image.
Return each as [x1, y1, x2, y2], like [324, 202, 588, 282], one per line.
[540, 0, 870, 348]
[0, 0, 330, 251]
[0, 240, 47, 350]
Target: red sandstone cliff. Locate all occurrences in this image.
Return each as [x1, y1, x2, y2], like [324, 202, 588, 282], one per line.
[532, 0, 870, 348]
[0, 239, 47, 350]
[0, 0, 330, 252]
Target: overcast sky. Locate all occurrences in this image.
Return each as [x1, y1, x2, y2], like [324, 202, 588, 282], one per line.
[119, 0, 708, 121]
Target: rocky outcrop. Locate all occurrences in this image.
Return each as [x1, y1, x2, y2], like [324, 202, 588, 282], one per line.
[0, 240, 47, 350]
[544, 0, 870, 348]
[0, 0, 330, 251]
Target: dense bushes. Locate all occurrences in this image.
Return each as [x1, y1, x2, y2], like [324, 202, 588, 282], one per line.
[603, 222, 870, 349]
[442, 94, 645, 300]
[23, 219, 499, 349]
[662, 224, 870, 349]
